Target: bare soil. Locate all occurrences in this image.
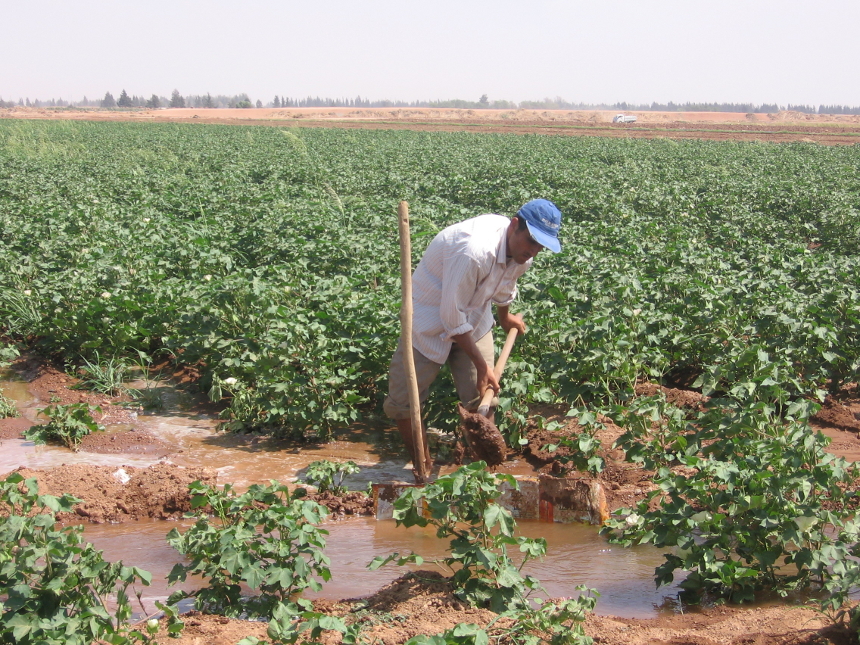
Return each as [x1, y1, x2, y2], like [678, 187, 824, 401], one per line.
[7, 463, 216, 524]
[4, 106, 860, 145]
[140, 572, 847, 645]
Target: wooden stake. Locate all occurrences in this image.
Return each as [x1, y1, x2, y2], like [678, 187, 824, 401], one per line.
[397, 201, 428, 481]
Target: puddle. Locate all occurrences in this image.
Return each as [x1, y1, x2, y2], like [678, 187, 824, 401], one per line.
[0, 378, 30, 405]
[3, 371, 681, 618]
[85, 517, 681, 619]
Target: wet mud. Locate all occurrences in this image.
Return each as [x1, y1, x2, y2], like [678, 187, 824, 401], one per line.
[457, 403, 507, 467]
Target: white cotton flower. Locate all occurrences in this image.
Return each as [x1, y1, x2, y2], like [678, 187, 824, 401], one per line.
[625, 513, 640, 526]
[23, 289, 31, 296]
[632, 308, 642, 316]
[794, 515, 818, 532]
[101, 291, 111, 298]
[143, 218, 151, 223]
[203, 274, 212, 281]
[224, 377, 238, 385]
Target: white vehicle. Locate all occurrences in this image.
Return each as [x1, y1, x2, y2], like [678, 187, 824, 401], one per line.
[613, 114, 637, 123]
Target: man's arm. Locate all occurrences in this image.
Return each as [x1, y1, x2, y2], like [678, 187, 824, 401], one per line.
[451, 329, 500, 395]
[496, 305, 526, 335]
[452, 306, 525, 396]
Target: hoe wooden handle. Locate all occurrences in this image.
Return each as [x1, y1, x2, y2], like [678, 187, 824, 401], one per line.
[398, 201, 428, 481]
[476, 327, 518, 417]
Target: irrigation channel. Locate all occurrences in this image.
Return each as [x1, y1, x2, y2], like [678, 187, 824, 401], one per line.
[0, 371, 686, 619]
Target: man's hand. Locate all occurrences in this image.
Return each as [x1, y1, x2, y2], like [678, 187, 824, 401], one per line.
[452, 331, 501, 396]
[477, 359, 501, 395]
[497, 306, 526, 335]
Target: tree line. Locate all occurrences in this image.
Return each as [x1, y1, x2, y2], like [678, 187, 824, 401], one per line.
[2, 90, 860, 115]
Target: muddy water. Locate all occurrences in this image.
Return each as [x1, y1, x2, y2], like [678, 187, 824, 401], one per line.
[2, 373, 680, 618]
[85, 517, 680, 619]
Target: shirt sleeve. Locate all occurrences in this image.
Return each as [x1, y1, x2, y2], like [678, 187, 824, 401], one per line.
[439, 252, 481, 340]
[492, 278, 519, 307]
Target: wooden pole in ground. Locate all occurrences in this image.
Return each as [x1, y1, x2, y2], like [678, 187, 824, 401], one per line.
[397, 201, 428, 482]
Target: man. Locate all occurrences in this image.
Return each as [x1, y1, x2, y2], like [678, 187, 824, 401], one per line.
[383, 198, 563, 474]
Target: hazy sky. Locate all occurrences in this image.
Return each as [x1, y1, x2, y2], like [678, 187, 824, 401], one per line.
[3, 0, 858, 107]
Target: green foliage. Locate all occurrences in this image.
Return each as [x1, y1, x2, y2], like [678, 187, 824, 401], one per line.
[0, 343, 20, 369]
[370, 462, 547, 612]
[406, 623, 489, 645]
[537, 409, 605, 475]
[0, 387, 18, 418]
[611, 394, 695, 470]
[602, 416, 860, 604]
[492, 595, 597, 645]
[1, 121, 858, 441]
[371, 463, 597, 643]
[302, 459, 360, 495]
[166, 480, 331, 619]
[72, 351, 131, 395]
[238, 602, 363, 645]
[0, 473, 152, 645]
[815, 557, 860, 635]
[24, 402, 104, 451]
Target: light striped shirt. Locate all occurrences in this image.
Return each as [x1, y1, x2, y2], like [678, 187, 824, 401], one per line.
[411, 214, 531, 363]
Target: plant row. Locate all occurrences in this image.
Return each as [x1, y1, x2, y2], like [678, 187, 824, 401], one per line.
[0, 120, 858, 441]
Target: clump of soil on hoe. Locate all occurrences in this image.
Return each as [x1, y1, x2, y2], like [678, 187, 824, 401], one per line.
[458, 403, 507, 467]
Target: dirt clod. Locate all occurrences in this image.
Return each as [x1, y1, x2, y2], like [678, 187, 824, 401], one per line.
[457, 404, 507, 467]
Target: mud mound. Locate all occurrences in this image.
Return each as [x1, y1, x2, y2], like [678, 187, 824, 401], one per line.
[344, 571, 500, 645]
[5, 462, 216, 523]
[306, 489, 374, 516]
[457, 404, 507, 467]
[78, 427, 170, 455]
[635, 382, 708, 409]
[0, 415, 31, 439]
[813, 395, 860, 433]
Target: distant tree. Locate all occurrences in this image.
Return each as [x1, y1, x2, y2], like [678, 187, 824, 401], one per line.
[273, 96, 280, 108]
[479, 94, 489, 107]
[169, 89, 185, 108]
[256, 99, 262, 108]
[202, 93, 215, 108]
[117, 89, 133, 107]
[101, 92, 116, 108]
[145, 94, 161, 109]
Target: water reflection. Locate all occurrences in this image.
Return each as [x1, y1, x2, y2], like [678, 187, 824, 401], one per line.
[85, 516, 682, 619]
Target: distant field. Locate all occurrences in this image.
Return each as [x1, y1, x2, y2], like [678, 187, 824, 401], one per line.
[3, 105, 860, 144]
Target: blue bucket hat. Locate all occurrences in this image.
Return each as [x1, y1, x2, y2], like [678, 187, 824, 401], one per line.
[517, 199, 562, 253]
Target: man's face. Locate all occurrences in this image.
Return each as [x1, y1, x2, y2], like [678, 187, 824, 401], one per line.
[507, 219, 545, 265]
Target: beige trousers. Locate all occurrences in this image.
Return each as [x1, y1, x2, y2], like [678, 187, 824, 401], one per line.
[383, 331, 495, 420]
